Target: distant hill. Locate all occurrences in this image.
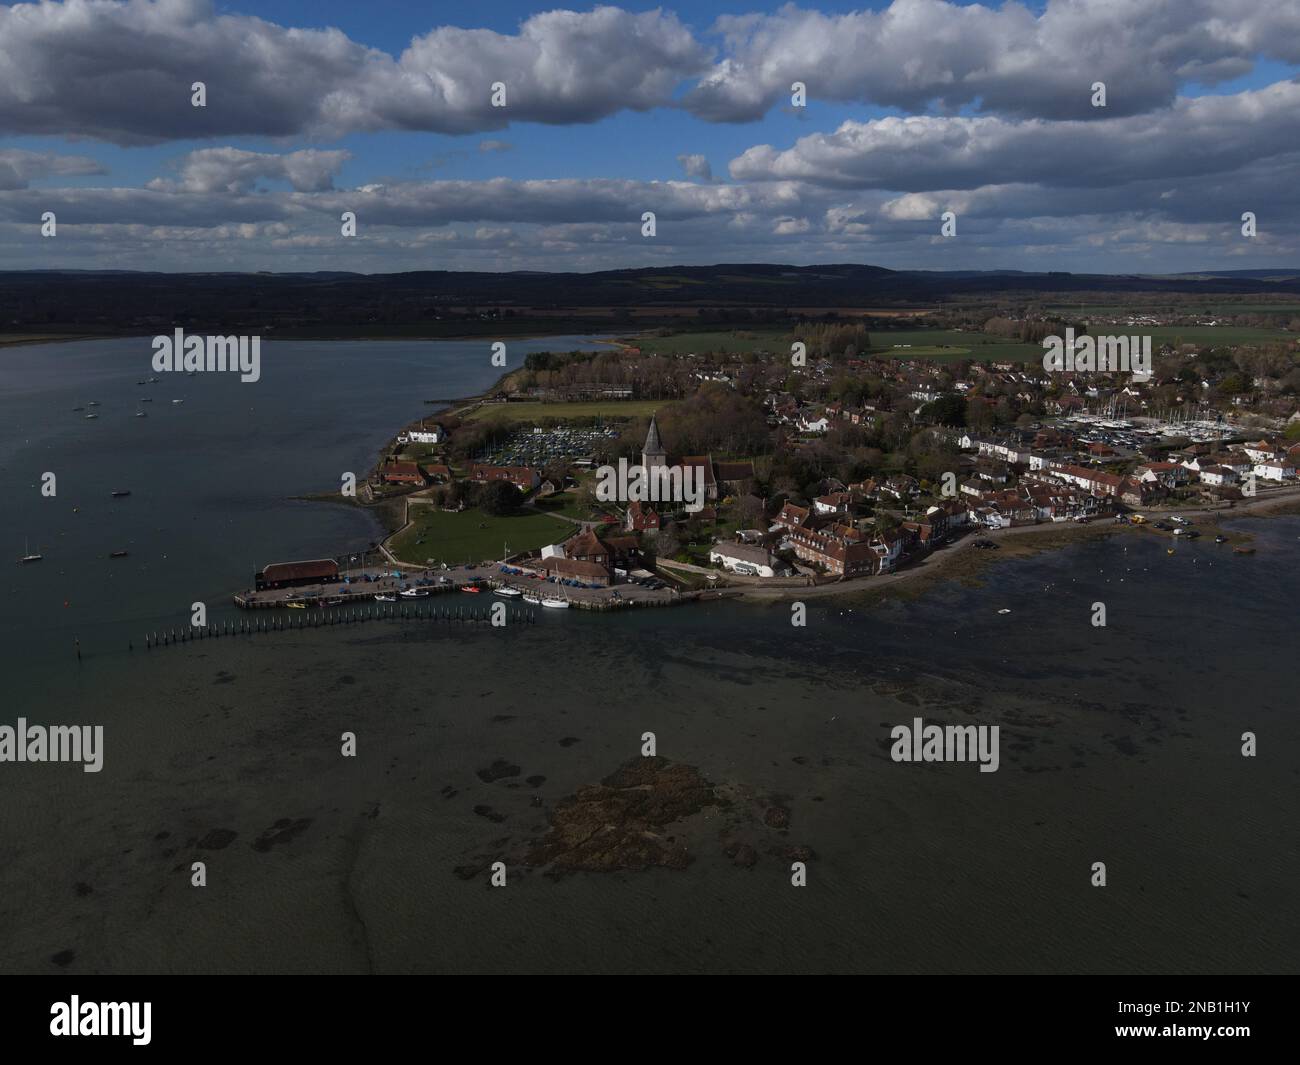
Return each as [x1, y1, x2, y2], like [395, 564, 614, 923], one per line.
[3, 263, 1299, 336]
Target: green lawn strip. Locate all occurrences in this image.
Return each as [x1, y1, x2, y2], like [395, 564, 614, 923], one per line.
[389, 507, 575, 565]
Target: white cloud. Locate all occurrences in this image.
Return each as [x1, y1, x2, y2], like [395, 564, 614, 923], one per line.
[148, 148, 352, 194]
[677, 154, 713, 181]
[0, 150, 106, 191]
[687, 0, 1300, 122]
[730, 81, 1300, 191]
[0, 1, 709, 143]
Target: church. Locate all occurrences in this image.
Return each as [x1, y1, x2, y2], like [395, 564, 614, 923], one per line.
[638, 413, 756, 503]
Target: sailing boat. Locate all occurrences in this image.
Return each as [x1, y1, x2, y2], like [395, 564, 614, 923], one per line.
[18, 539, 42, 563]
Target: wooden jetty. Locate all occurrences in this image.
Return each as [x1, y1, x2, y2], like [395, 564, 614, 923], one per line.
[144, 601, 536, 650]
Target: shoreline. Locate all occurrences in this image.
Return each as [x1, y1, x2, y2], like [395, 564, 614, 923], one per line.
[720, 486, 1300, 605]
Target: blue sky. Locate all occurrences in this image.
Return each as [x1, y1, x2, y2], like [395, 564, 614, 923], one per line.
[1, 0, 1297, 274]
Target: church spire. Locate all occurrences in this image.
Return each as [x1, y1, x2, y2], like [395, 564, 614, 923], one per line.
[642, 413, 666, 469]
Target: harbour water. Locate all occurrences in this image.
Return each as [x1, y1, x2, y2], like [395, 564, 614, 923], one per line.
[0, 339, 1296, 973]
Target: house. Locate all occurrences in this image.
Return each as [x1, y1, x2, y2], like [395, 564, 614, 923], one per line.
[813, 492, 852, 516]
[468, 465, 541, 491]
[1214, 454, 1252, 475]
[774, 502, 814, 531]
[1198, 465, 1237, 487]
[601, 534, 640, 566]
[784, 523, 878, 577]
[1253, 459, 1297, 482]
[1135, 461, 1191, 488]
[867, 526, 906, 572]
[1048, 463, 1125, 498]
[708, 541, 786, 578]
[880, 475, 920, 501]
[421, 463, 453, 483]
[563, 528, 612, 568]
[379, 461, 426, 486]
[625, 501, 662, 533]
[1243, 440, 1281, 464]
[399, 423, 444, 445]
[543, 557, 612, 586]
[971, 438, 1031, 465]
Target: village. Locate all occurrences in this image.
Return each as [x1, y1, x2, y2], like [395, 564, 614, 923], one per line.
[248, 319, 1300, 608]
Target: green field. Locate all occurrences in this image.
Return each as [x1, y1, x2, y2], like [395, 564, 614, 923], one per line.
[874, 324, 1294, 358]
[466, 399, 663, 425]
[1044, 303, 1300, 316]
[869, 330, 1043, 362]
[1139, 325, 1293, 345]
[624, 330, 791, 355]
[388, 507, 575, 565]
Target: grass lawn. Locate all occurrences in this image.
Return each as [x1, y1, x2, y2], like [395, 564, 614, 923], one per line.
[531, 490, 599, 522]
[388, 506, 574, 565]
[465, 399, 663, 425]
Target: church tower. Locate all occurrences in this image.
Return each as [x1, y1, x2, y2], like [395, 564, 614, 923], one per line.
[642, 413, 667, 470]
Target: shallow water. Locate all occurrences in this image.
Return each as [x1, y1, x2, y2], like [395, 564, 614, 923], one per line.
[0, 340, 1296, 973]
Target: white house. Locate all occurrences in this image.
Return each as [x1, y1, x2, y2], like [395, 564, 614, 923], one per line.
[400, 423, 443, 445]
[974, 439, 1030, 465]
[1243, 441, 1279, 463]
[1199, 465, 1237, 487]
[1254, 460, 1296, 483]
[709, 542, 784, 577]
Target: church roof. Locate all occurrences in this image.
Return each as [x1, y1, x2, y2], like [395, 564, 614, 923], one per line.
[643, 414, 665, 456]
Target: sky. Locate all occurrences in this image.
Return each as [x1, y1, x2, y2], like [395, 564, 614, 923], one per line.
[0, 0, 1297, 275]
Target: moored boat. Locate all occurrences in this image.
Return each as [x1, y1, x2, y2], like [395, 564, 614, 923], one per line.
[522, 592, 542, 605]
[494, 586, 522, 598]
[399, 587, 429, 598]
[541, 597, 569, 609]
[374, 593, 397, 602]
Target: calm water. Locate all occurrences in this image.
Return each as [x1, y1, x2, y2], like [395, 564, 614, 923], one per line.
[0, 339, 1296, 974]
[0, 336, 609, 703]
